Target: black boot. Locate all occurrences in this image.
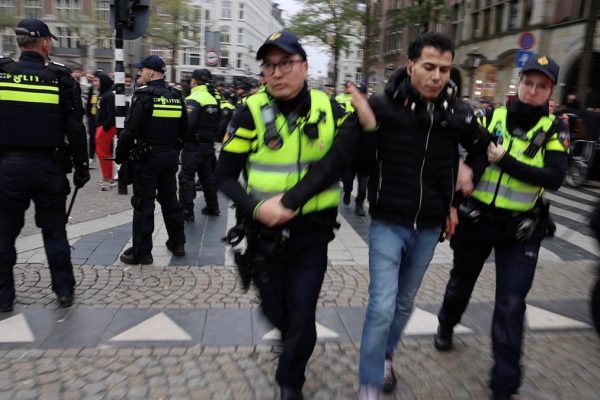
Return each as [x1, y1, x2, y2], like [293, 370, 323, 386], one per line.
[166, 241, 185, 257]
[119, 247, 153, 265]
[201, 206, 220, 216]
[57, 294, 74, 308]
[0, 301, 14, 313]
[280, 386, 303, 400]
[355, 204, 366, 216]
[434, 324, 454, 351]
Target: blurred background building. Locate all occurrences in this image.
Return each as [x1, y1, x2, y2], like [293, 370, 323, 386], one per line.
[0, 0, 283, 85]
[356, 0, 599, 108]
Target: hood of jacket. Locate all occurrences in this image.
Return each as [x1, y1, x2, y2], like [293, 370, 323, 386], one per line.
[384, 67, 459, 108]
[96, 72, 114, 94]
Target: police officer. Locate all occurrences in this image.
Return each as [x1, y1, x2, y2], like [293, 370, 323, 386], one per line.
[179, 68, 221, 220]
[434, 55, 569, 400]
[216, 31, 360, 399]
[115, 55, 187, 264]
[0, 18, 90, 311]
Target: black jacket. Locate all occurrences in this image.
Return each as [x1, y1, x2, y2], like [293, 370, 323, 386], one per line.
[0, 52, 88, 165]
[114, 80, 187, 164]
[95, 73, 115, 131]
[365, 68, 491, 229]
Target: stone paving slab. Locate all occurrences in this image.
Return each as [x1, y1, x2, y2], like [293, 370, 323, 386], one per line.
[0, 332, 599, 399]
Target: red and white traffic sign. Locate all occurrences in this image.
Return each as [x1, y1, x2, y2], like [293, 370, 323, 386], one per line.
[205, 49, 220, 66]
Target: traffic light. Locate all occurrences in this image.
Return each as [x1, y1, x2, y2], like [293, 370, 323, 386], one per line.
[110, 0, 150, 40]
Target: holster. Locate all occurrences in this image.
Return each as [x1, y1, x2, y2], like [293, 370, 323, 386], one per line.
[52, 146, 72, 173]
[118, 161, 134, 186]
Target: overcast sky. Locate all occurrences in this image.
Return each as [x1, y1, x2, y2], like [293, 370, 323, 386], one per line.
[274, 0, 330, 77]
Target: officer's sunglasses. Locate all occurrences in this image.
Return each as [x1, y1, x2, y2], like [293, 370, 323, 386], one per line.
[261, 59, 304, 76]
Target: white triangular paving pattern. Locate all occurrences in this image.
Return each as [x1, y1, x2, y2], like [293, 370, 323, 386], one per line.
[526, 304, 590, 330]
[404, 308, 472, 335]
[0, 314, 35, 343]
[263, 321, 340, 340]
[109, 312, 192, 341]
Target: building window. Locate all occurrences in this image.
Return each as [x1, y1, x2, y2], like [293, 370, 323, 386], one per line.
[96, 29, 113, 50]
[220, 49, 229, 67]
[239, 2, 245, 20]
[355, 67, 362, 84]
[237, 28, 243, 44]
[384, 23, 402, 55]
[495, 4, 504, 33]
[0, 0, 14, 15]
[508, 0, 519, 30]
[24, 0, 42, 18]
[205, 9, 210, 21]
[56, 0, 80, 20]
[220, 26, 230, 45]
[221, 1, 232, 19]
[472, 13, 479, 37]
[56, 27, 79, 49]
[522, 0, 533, 27]
[183, 47, 201, 65]
[236, 52, 242, 69]
[96, 0, 110, 21]
[483, 8, 491, 37]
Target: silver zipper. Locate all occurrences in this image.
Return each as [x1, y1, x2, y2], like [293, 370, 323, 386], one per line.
[376, 148, 382, 204]
[414, 102, 434, 229]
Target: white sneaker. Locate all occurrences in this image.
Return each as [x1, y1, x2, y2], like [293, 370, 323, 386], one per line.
[358, 384, 379, 400]
[89, 159, 97, 169]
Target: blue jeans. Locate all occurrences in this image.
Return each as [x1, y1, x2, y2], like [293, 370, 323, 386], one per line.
[359, 219, 441, 385]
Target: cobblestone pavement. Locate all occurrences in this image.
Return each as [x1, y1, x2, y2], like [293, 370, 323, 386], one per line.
[3, 181, 600, 399]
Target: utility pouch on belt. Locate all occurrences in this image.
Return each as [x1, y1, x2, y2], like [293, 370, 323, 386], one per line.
[53, 146, 72, 173]
[457, 198, 482, 223]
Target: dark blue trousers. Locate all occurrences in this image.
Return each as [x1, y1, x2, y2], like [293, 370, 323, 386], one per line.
[254, 227, 334, 389]
[0, 153, 74, 303]
[438, 216, 541, 396]
[179, 142, 218, 216]
[131, 150, 185, 255]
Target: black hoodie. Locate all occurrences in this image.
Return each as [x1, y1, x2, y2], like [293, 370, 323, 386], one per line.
[95, 73, 115, 131]
[365, 67, 491, 229]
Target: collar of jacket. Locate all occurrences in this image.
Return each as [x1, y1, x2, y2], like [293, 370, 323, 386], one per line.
[19, 51, 44, 64]
[507, 97, 547, 133]
[384, 66, 458, 111]
[267, 82, 310, 117]
[191, 84, 208, 94]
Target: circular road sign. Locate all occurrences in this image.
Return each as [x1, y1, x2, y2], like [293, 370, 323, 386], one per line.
[205, 49, 220, 66]
[519, 32, 535, 50]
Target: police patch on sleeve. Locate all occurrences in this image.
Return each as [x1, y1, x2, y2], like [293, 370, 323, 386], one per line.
[558, 130, 570, 148]
[222, 123, 237, 146]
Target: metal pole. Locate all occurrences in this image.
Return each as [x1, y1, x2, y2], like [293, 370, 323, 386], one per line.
[114, 0, 128, 195]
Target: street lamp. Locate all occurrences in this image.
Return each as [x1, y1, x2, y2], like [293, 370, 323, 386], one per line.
[466, 48, 482, 99]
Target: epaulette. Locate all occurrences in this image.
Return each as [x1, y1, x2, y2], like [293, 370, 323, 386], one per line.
[0, 57, 15, 70]
[46, 61, 71, 77]
[49, 60, 67, 67]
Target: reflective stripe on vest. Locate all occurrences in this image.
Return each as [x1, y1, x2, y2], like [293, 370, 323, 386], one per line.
[0, 81, 59, 104]
[471, 107, 556, 211]
[245, 89, 340, 214]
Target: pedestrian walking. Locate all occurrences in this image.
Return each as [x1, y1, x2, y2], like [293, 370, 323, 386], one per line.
[216, 31, 361, 400]
[115, 55, 187, 265]
[179, 68, 221, 221]
[337, 81, 369, 216]
[433, 54, 569, 400]
[93, 72, 116, 190]
[0, 18, 90, 311]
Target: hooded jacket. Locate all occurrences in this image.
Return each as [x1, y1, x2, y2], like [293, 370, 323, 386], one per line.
[95, 73, 115, 131]
[366, 67, 491, 229]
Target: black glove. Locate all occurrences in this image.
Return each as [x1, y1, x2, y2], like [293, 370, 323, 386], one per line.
[444, 106, 479, 136]
[73, 163, 90, 188]
[114, 144, 129, 164]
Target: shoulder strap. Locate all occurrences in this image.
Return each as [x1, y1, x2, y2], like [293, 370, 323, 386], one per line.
[0, 57, 18, 73]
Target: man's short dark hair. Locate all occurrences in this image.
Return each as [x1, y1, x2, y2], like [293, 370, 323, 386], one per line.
[408, 32, 455, 61]
[15, 34, 39, 49]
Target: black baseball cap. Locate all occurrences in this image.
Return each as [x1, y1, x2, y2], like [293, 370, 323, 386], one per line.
[256, 31, 307, 61]
[192, 68, 212, 81]
[132, 55, 166, 72]
[521, 54, 559, 84]
[15, 18, 57, 40]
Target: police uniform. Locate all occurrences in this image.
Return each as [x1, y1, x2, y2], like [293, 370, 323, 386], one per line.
[115, 55, 187, 264]
[435, 56, 569, 399]
[179, 69, 221, 220]
[216, 31, 359, 398]
[217, 92, 236, 142]
[0, 18, 89, 311]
